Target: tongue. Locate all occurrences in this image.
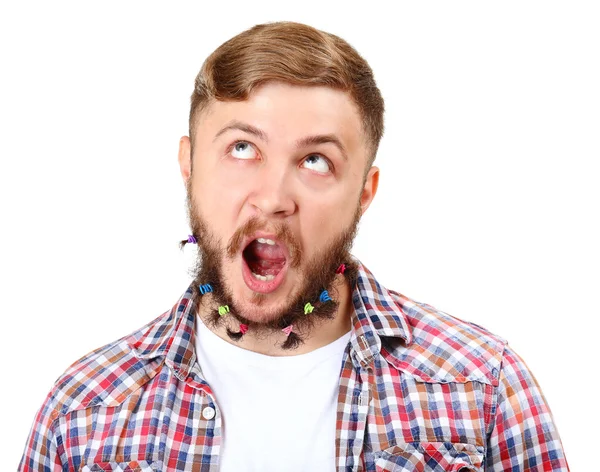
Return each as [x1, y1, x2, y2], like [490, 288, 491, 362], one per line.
[244, 241, 286, 277]
[249, 241, 285, 261]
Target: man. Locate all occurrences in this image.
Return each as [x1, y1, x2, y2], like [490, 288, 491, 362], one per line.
[20, 21, 568, 471]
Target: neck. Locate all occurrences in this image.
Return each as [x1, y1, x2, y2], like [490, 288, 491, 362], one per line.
[196, 277, 354, 356]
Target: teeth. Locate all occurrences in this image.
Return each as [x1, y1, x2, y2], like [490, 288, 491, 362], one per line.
[251, 272, 275, 282]
[256, 238, 276, 245]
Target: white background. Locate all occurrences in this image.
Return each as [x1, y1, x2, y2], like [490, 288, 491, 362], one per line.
[1, 1, 597, 469]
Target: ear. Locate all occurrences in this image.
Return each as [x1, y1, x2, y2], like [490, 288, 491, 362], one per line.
[178, 136, 192, 182]
[359, 166, 379, 215]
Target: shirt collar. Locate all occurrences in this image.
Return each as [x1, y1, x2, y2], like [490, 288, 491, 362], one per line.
[126, 257, 413, 376]
[127, 285, 198, 382]
[348, 259, 413, 368]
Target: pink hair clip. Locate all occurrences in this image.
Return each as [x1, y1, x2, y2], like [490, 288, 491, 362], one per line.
[239, 324, 249, 335]
[336, 263, 346, 274]
[282, 325, 293, 336]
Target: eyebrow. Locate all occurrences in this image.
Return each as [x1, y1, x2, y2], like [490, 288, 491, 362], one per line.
[214, 120, 268, 143]
[213, 119, 349, 161]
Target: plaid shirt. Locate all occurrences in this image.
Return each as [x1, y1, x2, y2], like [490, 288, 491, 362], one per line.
[20, 261, 568, 471]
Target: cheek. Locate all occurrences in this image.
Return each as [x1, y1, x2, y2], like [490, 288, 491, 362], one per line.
[200, 158, 255, 201]
[302, 197, 355, 243]
[193, 173, 249, 238]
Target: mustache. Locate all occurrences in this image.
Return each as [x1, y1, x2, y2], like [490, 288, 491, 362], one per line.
[226, 216, 302, 268]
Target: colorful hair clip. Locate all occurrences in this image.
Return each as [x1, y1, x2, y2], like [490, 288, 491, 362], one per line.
[187, 235, 198, 244]
[239, 324, 249, 335]
[319, 290, 332, 303]
[282, 325, 293, 336]
[218, 305, 230, 316]
[336, 264, 346, 274]
[304, 302, 314, 315]
[199, 284, 213, 295]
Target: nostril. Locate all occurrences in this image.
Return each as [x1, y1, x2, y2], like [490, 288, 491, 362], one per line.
[248, 184, 296, 217]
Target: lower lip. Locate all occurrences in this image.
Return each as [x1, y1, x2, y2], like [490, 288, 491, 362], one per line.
[241, 257, 288, 294]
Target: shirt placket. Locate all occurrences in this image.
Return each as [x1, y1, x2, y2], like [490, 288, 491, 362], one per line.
[173, 363, 223, 472]
[336, 335, 374, 472]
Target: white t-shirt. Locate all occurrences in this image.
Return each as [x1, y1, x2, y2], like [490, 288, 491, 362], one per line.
[194, 316, 352, 472]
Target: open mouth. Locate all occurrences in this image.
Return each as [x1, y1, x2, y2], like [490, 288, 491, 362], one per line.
[241, 236, 288, 293]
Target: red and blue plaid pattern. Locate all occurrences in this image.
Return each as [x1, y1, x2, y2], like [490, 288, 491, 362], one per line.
[19, 261, 568, 471]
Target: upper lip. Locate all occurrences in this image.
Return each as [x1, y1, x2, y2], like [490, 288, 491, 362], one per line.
[240, 231, 291, 262]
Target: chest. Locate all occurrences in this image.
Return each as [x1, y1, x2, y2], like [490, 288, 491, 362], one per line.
[200, 349, 344, 472]
[337, 354, 493, 471]
[59, 358, 493, 471]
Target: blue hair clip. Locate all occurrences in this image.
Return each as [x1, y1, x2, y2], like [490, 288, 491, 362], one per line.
[199, 284, 213, 295]
[319, 290, 332, 303]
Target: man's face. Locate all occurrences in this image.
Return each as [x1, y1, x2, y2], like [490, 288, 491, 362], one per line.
[179, 81, 378, 325]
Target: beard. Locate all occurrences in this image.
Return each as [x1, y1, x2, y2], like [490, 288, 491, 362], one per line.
[184, 180, 360, 350]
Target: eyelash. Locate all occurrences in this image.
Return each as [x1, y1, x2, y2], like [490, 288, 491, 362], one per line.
[226, 140, 334, 173]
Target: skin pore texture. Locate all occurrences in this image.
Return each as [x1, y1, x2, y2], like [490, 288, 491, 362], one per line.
[178, 81, 379, 356]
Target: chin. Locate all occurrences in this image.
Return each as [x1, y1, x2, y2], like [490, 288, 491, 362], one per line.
[233, 297, 291, 324]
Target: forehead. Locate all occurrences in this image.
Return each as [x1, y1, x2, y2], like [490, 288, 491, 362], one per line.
[196, 82, 367, 160]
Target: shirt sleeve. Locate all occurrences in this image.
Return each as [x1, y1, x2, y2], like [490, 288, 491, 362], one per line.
[485, 345, 569, 471]
[18, 389, 64, 472]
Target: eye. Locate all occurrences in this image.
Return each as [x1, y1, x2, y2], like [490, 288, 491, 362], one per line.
[230, 140, 258, 160]
[301, 154, 331, 174]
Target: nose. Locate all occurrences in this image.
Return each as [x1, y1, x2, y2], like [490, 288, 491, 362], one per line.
[247, 165, 296, 218]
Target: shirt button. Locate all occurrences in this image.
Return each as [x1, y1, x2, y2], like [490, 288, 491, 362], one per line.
[202, 406, 216, 420]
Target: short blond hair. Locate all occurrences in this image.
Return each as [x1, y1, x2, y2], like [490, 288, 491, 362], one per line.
[189, 21, 385, 167]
